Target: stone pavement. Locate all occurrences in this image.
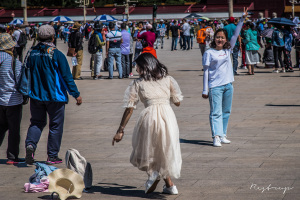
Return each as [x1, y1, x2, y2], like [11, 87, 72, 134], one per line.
[1, 37, 300, 200]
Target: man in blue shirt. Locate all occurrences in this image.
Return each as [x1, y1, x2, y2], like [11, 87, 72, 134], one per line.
[224, 17, 240, 75]
[25, 25, 82, 165]
[106, 22, 123, 79]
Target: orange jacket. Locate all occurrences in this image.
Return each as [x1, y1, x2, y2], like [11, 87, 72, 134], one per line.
[142, 47, 157, 59]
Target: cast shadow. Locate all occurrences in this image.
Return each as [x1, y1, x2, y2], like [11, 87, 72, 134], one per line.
[0, 158, 29, 168]
[38, 183, 167, 199]
[265, 104, 300, 107]
[177, 70, 202, 72]
[180, 138, 213, 146]
[240, 71, 272, 74]
[280, 75, 300, 77]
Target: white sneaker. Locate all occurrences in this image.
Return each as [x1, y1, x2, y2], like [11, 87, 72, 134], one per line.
[163, 185, 178, 195]
[213, 136, 222, 147]
[273, 69, 279, 73]
[220, 136, 231, 144]
[145, 171, 160, 194]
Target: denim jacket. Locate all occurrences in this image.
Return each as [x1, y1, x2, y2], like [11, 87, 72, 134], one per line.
[272, 29, 285, 47]
[283, 29, 293, 52]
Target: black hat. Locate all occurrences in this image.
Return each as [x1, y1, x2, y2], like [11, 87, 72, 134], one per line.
[94, 22, 103, 30]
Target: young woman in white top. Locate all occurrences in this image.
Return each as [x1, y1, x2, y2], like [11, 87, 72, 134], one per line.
[202, 8, 248, 147]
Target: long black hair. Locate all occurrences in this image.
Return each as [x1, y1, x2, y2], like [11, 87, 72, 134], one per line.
[210, 28, 231, 49]
[245, 21, 255, 30]
[135, 53, 168, 81]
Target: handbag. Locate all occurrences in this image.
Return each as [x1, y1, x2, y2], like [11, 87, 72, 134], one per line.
[67, 48, 75, 57]
[12, 54, 31, 105]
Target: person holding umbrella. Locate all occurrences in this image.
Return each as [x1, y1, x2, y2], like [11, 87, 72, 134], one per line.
[268, 17, 296, 73]
[271, 24, 285, 73]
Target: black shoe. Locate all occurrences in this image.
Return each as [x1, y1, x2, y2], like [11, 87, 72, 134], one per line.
[105, 77, 113, 79]
[74, 77, 83, 80]
[46, 157, 63, 165]
[155, 47, 158, 49]
[161, 47, 163, 49]
[118, 77, 123, 79]
[25, 145, 35, 165]
[93, 76, 98, 80]
[186, 48, 190, 50]
[174, 49, 177, 51]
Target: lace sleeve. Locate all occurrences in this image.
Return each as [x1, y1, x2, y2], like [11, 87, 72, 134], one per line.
[123, 80, 139, 109]
[170, 76, 183, 103]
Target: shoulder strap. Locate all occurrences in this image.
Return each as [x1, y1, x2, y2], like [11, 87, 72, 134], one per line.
[11, 56, 17, 83]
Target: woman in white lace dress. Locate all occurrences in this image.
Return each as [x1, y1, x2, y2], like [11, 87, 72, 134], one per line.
[112, 53, 183, 195]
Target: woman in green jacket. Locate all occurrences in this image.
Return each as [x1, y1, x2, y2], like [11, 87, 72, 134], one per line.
[244, 21, 260, 75]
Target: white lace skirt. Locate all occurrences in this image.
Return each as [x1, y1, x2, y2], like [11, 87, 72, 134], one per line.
[130, 104, 182, 179]
[246, 50, 260, 65]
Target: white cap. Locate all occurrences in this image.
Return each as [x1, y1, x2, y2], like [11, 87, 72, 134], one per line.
[146, 24, 152, 29]
[160, 19, 164, 22]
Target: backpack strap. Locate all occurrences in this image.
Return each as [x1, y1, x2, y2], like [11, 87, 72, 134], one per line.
[11, 55, 16, 83]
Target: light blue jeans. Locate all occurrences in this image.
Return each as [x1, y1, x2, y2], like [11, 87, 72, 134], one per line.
[108, 48, 122, 79]
[92, 51, 103, 76]
[208, 83, 233, 138]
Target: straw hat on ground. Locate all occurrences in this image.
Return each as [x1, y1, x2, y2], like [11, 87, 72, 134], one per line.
[0, 33, 16, 50]
[48, 168, 85, 200]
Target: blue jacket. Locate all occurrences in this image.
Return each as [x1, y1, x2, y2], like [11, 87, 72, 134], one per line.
[27, 43, 80, 102]
[283, 29, 293, 52]
[244, 29, 260, 51]
[29, 162, 57, 185]
[272, 29, 284, 47]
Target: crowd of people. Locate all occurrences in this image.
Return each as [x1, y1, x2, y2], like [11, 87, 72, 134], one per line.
[1, 14, 300, 80]
[0, 7, 300, 195]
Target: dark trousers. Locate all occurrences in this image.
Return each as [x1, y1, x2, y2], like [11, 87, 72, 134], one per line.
[14, 47, 23, 63]
[25, 99, 65, 157]
[283, 50, 293, 70]
[184, 35, 190, 50]
[133, 48, 142, 67]
[171, 37, 178, 50]
[241, 43, 246, 66]
[273, 46, 284, 69]
[129, 53, 133, 73]
[0, 104, 22, 160]
[121, 54, 130, 77]
[179, 35, 184, 49]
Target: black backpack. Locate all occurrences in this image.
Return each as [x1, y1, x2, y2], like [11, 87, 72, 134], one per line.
[18, 30, 27, 47]
[88, 33, 98, 54]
